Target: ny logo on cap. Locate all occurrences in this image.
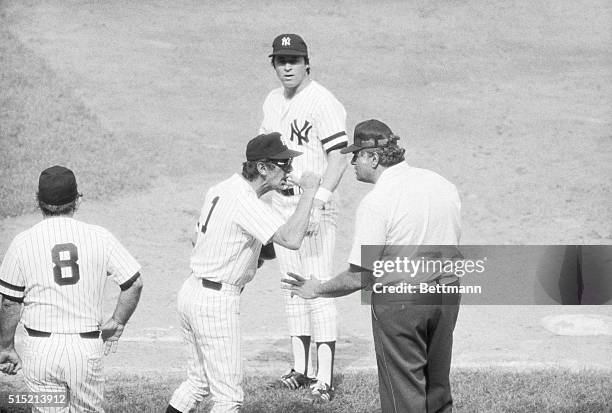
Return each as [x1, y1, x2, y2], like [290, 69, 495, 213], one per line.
[282, 36, 291, 46]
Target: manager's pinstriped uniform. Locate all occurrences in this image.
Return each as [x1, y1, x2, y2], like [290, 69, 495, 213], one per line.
[0, 216, 140, 412]
[169, 173, 284, 413]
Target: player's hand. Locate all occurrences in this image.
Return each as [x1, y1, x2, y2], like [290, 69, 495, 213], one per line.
[306, 201, 324, 236]
[0, 349, 22, 375]
[296, 172, 321, 193]
[281, 272, 321, 299]
[101, 317, 125, 356]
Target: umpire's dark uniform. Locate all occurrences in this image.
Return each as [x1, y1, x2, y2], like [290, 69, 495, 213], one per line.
[370, 277, 461, 413]
[343, 120, 463, 412]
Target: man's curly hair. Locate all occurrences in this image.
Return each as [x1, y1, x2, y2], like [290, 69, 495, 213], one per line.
[369, 144, 406, 167]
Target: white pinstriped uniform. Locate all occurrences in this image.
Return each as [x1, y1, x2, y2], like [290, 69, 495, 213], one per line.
[0, 216, 140, 413]
[260, 80, 347, 345]
[170, 174, 284, 413]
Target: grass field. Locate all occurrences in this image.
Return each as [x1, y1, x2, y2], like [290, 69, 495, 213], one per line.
[1, 369, 611, 412]
[0, 22, 156, 216]
[1, 5, 240, 216]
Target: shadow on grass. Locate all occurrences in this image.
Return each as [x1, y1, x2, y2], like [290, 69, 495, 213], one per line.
[0, 24, 156, 217]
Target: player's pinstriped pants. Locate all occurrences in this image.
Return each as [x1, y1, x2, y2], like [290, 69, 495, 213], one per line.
[170, 275, 242, 413]
[23, 333, 104, 412]
[275, 205, 338, 342]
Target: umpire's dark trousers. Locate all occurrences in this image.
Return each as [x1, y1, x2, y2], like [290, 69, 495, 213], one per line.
[371, 282, 461, 413]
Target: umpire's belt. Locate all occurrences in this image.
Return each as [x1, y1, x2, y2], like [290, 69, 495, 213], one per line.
[280, 186, 303, 196]
[25, 326, 100, 339]
[201, 278, 244, 294]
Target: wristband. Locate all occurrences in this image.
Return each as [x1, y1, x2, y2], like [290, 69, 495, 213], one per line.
[314, 188, 332, 204]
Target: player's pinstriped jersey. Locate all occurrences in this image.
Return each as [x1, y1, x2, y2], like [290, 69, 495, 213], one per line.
[0, 217, 140, 333]
[190, 173, 284, 286]
[260, 80, 348, 180]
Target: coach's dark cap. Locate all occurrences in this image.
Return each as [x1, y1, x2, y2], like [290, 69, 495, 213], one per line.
[340, 119, 400, 154]
[269, 34, 308, 57]
[38, 165, 79, 205]
[246, 132, 302, 161]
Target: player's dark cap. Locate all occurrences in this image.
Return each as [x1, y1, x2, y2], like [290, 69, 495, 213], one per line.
[341, 119, 400, 154]
[246, 132, 302, 161]
[38, 165, 80, 205]
[269, 34, 308, 57]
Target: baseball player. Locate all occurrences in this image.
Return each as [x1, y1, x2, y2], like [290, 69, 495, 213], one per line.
[260, 33, 349, 401]
[0, 165, 143, 412]
[166, 132, 321, 413]
[284, 120, 463, 413]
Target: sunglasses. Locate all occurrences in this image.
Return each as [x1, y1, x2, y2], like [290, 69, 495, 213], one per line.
[265, 158, 293, 173]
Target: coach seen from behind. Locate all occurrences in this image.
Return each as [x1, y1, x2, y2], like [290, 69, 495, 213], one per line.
[0, 165, 143, 412]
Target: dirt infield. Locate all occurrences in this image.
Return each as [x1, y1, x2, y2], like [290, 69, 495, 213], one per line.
[1, 0, 611, 384]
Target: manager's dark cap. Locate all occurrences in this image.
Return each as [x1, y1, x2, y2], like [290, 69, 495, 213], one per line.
[246, 132, 302, 161]
[340, 119, 400, 154]
[269, 34, 308, 57]
[38, 165, 79, 205]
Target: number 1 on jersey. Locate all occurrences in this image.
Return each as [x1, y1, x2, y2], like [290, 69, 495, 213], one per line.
[52, 243, 80, 286]
[201, 196, 220, 234]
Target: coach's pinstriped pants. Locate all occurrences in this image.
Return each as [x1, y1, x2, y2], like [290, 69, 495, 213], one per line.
[23, 333, 104, 412]
[170, 275, 242, 413]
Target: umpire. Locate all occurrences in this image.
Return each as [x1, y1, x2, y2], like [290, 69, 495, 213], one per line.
[284, 119, 462, 413]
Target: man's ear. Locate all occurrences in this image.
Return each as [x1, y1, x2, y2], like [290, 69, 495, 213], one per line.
[257, 161, 268, 177]
[371, 152, 380, 169]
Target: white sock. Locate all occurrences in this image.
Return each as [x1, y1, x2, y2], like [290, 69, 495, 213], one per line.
[291, 335, 312, 375]
[316, 341, 335, 386]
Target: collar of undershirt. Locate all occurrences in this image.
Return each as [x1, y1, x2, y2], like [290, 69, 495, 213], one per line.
[42, 215, 75, 221]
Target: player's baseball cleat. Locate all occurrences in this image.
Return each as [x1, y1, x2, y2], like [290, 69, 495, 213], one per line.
[309, 381, 334, 402]
[268, 369, 316, 390]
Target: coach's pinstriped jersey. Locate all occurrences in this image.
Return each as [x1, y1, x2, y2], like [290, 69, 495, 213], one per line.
[260, 80, 348, 180]
[0, 217, 140, 333]
[191, 173, 284, 286]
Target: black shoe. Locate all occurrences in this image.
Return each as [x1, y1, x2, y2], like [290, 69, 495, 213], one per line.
[268, 368, 316, 390]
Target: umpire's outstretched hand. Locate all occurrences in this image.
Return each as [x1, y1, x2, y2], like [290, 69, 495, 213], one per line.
[281, 272, 321, 299]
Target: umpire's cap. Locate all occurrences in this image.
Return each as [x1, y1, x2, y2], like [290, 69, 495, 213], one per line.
[246, 132, 302, 161]
[38, 165, 79, 205]
[340, 119, 400, 154]
[269, 34, 308, 57]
